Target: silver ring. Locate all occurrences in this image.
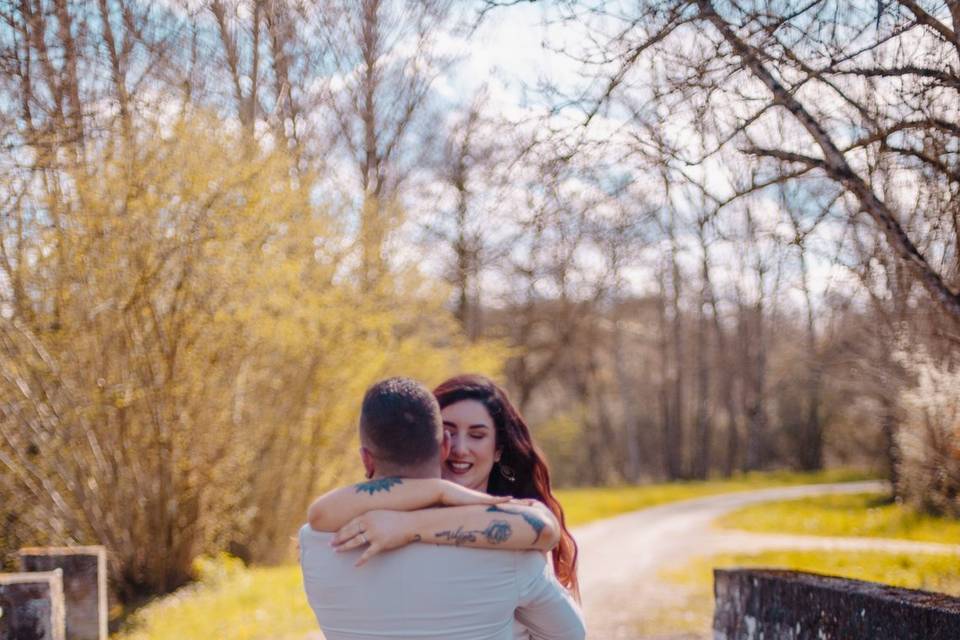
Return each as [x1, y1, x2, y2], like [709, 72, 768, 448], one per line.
[358, 532, 368, 545]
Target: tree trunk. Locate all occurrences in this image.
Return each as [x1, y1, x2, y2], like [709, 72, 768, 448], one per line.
[798, 245, 824, 470]
[692, 221, 713, 479]
[614, 311, 641, 481]
[880, 394, 902, 498]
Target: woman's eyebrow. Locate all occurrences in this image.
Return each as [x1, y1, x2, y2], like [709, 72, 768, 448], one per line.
[467, 424, 489, 429]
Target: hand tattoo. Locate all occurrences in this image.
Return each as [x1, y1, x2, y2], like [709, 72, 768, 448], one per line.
[434, 520, 513, 546]
[354, 477, 403, 495]
[487, 504, 546, 543]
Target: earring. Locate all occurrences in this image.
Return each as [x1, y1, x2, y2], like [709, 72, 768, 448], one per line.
[498, 462, 516, 483]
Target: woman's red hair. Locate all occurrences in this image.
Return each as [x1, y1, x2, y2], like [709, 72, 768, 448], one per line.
[433, 374, 579, 599]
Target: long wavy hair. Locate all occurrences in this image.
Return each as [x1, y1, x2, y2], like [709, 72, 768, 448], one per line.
[433, 374, 580, 599]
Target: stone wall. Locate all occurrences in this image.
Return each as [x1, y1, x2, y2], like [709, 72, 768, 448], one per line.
[714, 568, 960, 640]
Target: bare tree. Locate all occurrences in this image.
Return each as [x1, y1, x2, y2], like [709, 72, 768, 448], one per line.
[542, 0, 959, 323]
[315, 0, 456, 285]
[427, 91, 499, 340]
[690, 211, 713, 479]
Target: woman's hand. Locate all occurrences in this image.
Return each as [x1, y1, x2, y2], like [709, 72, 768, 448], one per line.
[505, 498, 538, 507]
[438, 480, 512, 507]
[332, 510, 417, 567]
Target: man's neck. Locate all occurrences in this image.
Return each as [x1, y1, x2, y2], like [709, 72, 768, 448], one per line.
[373, 466, 440, 480]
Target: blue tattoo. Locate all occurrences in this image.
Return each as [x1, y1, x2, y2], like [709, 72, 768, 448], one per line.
[484, 520, 512, 544]
[355, 477, 403, 495]
[487, 504, 547, 543]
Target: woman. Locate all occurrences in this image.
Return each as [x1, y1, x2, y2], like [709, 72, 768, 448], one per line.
[433, 374, 579, 598]
[307, 374, 580, 618]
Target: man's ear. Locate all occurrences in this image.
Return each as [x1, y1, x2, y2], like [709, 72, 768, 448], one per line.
[440, 430, 451, 461]
[360, 446, 376, 479]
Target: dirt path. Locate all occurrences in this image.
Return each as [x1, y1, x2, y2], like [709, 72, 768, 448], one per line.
[572, 481, 960, 639]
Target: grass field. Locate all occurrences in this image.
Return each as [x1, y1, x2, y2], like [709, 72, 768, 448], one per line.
[647, 549, 960, 637]
[717, 492, 960, 544]
[111, 468, 881, 639]
[555, 468, 875, 526]
[114, 557, 316, 640]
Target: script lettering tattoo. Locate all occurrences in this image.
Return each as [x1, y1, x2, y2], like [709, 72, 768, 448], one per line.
[354, 477, 403, 495]
[434, 520, 513, 546]
[434, 526, 477, 546]
[486, 505, 546, 543]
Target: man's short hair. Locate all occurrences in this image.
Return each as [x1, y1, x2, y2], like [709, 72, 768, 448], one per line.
[360, 377, 443, 467]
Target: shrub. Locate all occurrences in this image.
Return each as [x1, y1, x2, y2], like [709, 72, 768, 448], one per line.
[895, 346, 960, 517]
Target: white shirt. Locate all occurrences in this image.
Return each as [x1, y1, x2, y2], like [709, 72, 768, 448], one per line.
[300, 525, 585, 640]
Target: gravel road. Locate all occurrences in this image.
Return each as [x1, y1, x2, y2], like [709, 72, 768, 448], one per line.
[572, 481, 960, 639]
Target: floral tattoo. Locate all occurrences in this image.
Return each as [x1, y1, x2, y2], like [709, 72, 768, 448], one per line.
[354, 477, 403, 495]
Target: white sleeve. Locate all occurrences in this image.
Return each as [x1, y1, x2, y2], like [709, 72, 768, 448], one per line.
[514, 552, 586, 640]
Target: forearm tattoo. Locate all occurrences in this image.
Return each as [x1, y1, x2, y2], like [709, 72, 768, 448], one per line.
[484, 520, 512, 544]
[435, 526, 477, 546]
[486, 504, 547, 543]
[434, 520, 513, 546]
[354, 476, 403, 495]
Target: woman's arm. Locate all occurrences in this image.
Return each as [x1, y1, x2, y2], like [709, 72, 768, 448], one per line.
[332, 500, 561, 566]
[307, 477, 509, 531]
[423, 501, 561, 551]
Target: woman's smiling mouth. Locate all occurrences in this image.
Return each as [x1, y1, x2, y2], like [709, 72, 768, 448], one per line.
[447, 461, 474, 473]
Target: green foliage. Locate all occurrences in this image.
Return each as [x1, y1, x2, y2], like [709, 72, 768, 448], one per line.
[556, 469, 877, 526]
[534, 411, 588, 481]
[718, 493, 960, 544]
[190, 554, 248, 586]
[667, 550, 960, 595]
[0, 111, 511, 599]
[113, 563, 314, 640]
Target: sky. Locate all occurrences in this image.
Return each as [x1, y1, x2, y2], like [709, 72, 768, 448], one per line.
[0, 0, 870, 318]
[406, 1, 865, 315]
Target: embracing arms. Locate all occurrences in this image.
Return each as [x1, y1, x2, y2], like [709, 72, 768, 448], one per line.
[307, 477, 507, 532]
[331, 499, 562, 565]
[307, 476, 562, 565]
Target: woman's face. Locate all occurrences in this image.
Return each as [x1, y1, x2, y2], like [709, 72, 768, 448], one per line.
[440, 399, 500, 492]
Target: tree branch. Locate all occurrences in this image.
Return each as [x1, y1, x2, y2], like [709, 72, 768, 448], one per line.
[697, 0, 960, 320]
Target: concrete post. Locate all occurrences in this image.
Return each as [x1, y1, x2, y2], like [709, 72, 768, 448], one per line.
[18, 547, 107, 640]
[0, 570, 66, 640]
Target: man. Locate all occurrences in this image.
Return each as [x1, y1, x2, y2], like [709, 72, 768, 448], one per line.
[300, 377, 586, 640]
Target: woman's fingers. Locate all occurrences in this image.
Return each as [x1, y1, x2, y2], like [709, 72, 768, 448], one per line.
[355, 543, 382, 567]
[334, 533, 368, 552]
[332, 518, 365, 546]
[443, 482, 513, 506]
[458, 488, 511, 505]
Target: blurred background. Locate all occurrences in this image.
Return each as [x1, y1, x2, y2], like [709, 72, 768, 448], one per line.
[0, 0, 958, 636]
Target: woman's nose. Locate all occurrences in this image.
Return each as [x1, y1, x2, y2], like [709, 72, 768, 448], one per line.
[450, 435, 467, 455]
